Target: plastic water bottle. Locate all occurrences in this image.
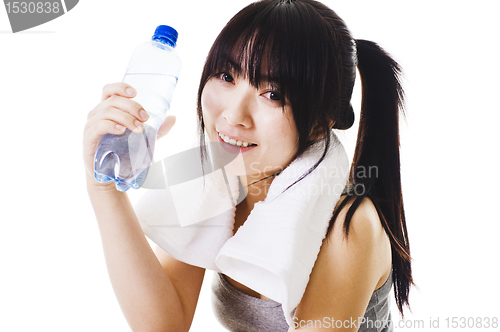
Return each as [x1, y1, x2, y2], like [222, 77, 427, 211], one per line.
[94, 25, 181, 192]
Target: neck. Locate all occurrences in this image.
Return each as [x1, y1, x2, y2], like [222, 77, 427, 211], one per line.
[238, 173, 276, 210]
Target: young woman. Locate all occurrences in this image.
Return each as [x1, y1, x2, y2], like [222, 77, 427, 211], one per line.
[83, 0, 412, 331]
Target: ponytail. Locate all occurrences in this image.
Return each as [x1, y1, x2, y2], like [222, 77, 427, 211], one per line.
[326, 39, 413, 316]
[197, 0, 413, 316]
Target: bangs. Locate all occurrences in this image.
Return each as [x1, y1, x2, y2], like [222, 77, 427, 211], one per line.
[201, 0, 332, 109]
[197, 0, 357, 173]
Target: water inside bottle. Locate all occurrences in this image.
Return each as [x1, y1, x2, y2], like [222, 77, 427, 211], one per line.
[123, 73, 177, 127]
[94, 73, 178, 192]
[94, 124, 157, 192]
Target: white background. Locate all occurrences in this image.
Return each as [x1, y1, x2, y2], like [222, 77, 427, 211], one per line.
[1, 0, 499, 331]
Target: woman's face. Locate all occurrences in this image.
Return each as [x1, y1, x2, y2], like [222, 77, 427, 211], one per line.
[201, 70, 298, 178]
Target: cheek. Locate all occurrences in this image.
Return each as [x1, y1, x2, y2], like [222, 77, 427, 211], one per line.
[273, 111, 298, 146]
[201, 82, 222, 120]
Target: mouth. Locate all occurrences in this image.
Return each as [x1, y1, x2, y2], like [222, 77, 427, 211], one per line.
[217, 130, 257, 147]
[216, 130, 257, 152]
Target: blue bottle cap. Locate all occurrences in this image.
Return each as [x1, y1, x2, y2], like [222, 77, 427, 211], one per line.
[152, 25, 178, 47]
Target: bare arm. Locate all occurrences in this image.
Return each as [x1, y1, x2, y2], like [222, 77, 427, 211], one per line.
[290, 197, 392, 331]
[84, 83, 204, 332]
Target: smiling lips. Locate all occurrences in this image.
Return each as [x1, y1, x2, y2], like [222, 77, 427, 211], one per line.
[217, 130, 257, 147]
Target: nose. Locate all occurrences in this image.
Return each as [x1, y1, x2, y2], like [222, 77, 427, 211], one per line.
[222, 83, 254, 128]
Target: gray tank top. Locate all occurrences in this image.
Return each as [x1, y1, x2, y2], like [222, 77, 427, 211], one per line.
[211, 270, 394, 332]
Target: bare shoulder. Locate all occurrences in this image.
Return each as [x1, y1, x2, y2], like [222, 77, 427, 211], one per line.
[329, 196, 390, 245]
[292, 196, 392, 327]
[328, 195, 392, 287]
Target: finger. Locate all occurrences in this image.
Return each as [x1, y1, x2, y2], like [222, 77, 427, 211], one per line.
[97, 106, 146, 134]
[157, 115, 176, 140]
[105, 95, 149, 121]
[101, 82, 137, 102]
[89, 94, 149, 124]
[84, 119, 127, 156]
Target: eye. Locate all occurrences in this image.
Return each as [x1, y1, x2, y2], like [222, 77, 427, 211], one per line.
[263, 91, 282, 102]
[219, 72, 235, 83]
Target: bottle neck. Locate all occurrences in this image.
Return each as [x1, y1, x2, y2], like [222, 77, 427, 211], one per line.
[152, 37, 176, 48]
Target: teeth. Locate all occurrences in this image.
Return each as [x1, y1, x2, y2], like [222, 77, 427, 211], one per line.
[218, 131, 254, 147]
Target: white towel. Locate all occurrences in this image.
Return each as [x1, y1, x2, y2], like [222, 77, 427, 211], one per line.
[134, 131, 349, 329]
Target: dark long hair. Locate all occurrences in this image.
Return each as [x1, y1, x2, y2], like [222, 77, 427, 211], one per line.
[196, 0, 412, 315]
[326, 39, 413, 315]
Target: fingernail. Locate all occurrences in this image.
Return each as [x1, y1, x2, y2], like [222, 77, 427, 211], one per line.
[139, 110, 148, 120]
[126, 88, 136, 97]
[135, 120, 143, 129]
[116, 124, 125, 131]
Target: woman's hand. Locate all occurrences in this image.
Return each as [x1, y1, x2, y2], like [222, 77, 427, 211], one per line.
[83, 82, 176, 189]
